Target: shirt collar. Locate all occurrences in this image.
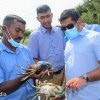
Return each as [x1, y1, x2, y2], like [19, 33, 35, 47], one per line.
[79, 27, 89, 36]
[39, 25, 55, 33]
[0, 42, 23, 54]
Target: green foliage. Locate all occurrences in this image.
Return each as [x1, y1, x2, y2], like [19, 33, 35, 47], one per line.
[0, 26, 3, 36]
[24, 29, 32, 37]
[76, 0, 100, 24]
[22, 38, 29, 46]
[22, 29, 32, 45]
[81, 12, 95, 24]
[0, 32, 3, 36]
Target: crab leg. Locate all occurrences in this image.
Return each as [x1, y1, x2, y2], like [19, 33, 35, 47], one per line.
[16, 65, 36, 71]
[27, 80, 40, 89]
[21, 73, 34, 81]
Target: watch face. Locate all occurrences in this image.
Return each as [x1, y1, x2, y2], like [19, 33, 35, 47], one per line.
[82, 73, 89, 82]
[83, 74, 88, 79]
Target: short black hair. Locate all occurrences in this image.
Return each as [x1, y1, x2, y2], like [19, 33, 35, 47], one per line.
[3, 14, 26, 26]
[36, 4, 51, 14]
[59, 9, 80, 22]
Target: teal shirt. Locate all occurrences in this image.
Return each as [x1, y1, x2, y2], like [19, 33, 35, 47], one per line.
[0, 42, 38, 100]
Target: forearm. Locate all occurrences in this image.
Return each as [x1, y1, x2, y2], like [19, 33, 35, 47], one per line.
[82, 60, 100, 82]
[66, 64, 100, 92]
[0, 75, 28, 95]
[88, 67, 100, 82]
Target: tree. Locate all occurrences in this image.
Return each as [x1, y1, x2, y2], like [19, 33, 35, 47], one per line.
[76, 0, 100, 24]
[22, 29, 32, 43]
[0, 25, 3, 36]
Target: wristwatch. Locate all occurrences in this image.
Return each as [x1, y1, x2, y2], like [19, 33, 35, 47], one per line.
[81, 73, 89, 82]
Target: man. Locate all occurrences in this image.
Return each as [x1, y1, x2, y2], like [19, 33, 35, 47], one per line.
[28, 5, 65, 86]
[60, 9, 100, 100]
[59, 9, 100, 41]
[0, 15, 39, 100]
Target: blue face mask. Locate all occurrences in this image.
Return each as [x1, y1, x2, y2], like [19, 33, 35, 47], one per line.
[8, 38, 20, 48]
[65, 27, 79, 40]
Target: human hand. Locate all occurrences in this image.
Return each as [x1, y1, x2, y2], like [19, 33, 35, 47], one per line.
[66, 77, 87, 93]
[26, 65, 47, 79]
[33, 68, 54, 79]
[46, 68, 54, 77]
[29, 71, 47, 79]
[25, 63, 54, 79]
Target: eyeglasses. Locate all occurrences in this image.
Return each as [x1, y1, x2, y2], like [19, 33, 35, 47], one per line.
[61, 23, 74, 31]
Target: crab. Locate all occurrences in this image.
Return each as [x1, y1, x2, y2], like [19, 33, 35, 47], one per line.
[17, 61, 66, 100]
[27, 81, 65, 100]
[17, 61, 52, 81]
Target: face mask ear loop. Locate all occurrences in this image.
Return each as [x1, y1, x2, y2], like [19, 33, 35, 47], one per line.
[4, 25, 12, 40]
[4, 31, 10, 40]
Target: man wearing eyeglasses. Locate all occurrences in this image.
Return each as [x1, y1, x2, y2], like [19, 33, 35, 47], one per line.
[59, 9, 100, 100]
[59, 9, 100, 42]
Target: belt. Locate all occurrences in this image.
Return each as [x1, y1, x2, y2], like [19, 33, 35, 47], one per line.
[54, 67, 64, 74]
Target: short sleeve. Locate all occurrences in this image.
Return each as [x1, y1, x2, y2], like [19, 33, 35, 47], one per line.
[94, 25, 100, 32]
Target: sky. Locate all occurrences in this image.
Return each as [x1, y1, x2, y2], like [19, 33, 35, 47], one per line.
[0, 0, 83, 30]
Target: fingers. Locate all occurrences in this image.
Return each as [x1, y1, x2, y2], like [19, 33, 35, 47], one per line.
[66, 78, 87, 93]
[66, 81, 78, 93]
[26, 65, 36, 73]
[30, 70, 47, 79]
[75, 84, 79, 91]
[39, 71, 47, 78]
[25, 64, 54, 79]
[46, 68, 54, 76]
[47, 70, 54, 76]
[30, 73, 41, 79]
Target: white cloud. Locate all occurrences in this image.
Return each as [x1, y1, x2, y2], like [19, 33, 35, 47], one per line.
[0, 0, 83, 30]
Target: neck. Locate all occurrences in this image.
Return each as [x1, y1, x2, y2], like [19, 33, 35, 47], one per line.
[47, 28, 52, 32]
[2, 38, 16, 52]
[82, 23, 86, 27]
[78, 23, 84, 32]
[43, 25, 52, 32]
[47, 27, 52, 32]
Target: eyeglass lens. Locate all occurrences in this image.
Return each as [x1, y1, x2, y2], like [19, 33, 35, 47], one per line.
[66, 23, 74, 29]
[61, 23, 74, 31]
